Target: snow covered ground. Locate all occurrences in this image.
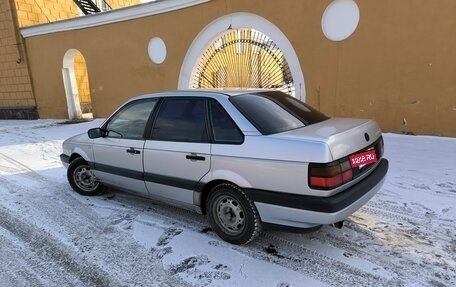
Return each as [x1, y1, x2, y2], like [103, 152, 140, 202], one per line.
[0, 119, 455, 287]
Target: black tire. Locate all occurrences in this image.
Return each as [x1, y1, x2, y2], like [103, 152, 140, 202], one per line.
[67, 157, 103, 196]
[207, 183, 261, 245]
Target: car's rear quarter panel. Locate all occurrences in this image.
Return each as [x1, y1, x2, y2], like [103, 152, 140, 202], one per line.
[205, 136, 334, 197]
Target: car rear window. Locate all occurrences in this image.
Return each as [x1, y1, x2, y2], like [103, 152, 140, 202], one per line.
[230, 91, 329, 135]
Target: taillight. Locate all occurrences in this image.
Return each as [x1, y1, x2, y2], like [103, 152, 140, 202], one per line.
[309, 137, 384, 190]
[309, 160, 353, 190]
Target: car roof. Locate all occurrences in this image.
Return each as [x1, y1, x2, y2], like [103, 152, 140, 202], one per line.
[130, 89, 271, 101]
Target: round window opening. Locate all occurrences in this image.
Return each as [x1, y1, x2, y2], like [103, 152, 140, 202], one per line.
[148, 37, 167, 64]
[321, 0, 360, 41]
[191, 28, 295, 96]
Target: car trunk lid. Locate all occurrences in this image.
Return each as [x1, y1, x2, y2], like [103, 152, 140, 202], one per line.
[275, 118, 382, 161]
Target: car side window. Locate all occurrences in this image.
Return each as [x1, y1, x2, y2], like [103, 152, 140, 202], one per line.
[105, 99, 158, 139]
[209, 100, 243, 144]
[151, 98, 209, 142]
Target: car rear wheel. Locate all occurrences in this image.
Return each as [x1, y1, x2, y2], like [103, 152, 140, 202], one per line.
[207, 183, 261, 245]
[67, 157, 103, 196]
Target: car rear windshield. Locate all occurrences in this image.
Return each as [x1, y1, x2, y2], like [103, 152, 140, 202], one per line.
[230, 91, 329, 135]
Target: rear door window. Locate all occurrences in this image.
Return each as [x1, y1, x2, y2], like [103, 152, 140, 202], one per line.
[151, 98, 209, 142]
[209, 100, 243, 144]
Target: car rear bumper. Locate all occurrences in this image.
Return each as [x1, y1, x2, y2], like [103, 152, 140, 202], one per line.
[247, 158, 388, 228]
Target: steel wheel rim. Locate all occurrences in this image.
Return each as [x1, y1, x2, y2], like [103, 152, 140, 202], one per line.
[73, 165, 99, 192]
[213, 195, 245, 236]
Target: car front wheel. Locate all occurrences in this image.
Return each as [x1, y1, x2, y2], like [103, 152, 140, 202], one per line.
[67, 157, 103, 196]
[207, 183, 261, 245]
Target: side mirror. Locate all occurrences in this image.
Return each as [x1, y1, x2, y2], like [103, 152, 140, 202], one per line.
[88, 128, 103, 139]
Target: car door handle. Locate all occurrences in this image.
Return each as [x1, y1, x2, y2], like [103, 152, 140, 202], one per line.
[126, 148, 141, 154]
[186, 154, 205, 161]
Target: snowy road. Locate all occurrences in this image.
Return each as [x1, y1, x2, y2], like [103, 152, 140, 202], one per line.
[0, 120, 455, 287]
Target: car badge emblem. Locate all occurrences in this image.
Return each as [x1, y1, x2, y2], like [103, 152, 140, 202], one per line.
[364, 133, 370, 142]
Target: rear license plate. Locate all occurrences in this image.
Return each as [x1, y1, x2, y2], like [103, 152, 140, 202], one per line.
[349, 149, 377, 168]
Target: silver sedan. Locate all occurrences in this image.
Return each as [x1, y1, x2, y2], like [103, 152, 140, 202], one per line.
[61, 90, 388, 244]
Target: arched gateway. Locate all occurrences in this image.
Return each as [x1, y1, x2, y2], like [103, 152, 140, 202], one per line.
[62, 49, 93, 120]
[178, 12, 306, 101]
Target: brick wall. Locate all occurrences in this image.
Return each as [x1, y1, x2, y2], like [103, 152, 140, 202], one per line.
[1, 0, 142, 119]
[74, 52, 92, 113]
[0, 0, 37, 119]
[14, 0, 80, 27]
[14, 0, 142, 28]
[109, 0, 141, 9]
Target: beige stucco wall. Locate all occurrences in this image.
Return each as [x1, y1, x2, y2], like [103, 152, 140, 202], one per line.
[23, 0, 456, 136]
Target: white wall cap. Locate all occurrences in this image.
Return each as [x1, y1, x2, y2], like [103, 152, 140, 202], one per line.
[21, 0, 211, 38]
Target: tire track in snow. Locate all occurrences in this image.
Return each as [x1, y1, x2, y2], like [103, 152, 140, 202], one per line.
[0, 224, 54, 287]
[362, 202, 454, 228]
[250, 234, 395, 287]
[91, 188, 455, 286]
[361, 200, 453, 223]
[348, 207, 456, 286]
[0, 162, 191, 287]
[98, 192, 398, 287]
[2, 144, 454, 286]
[0, 206, 118, 287]
[0, 152, 45, 177]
